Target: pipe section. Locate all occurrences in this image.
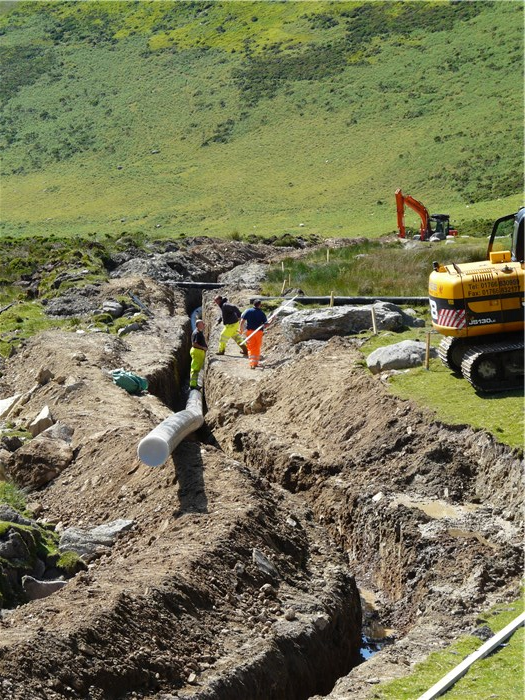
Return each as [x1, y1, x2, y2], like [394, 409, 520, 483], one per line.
[137, 390, 204, 467]
[173, 281, 224, 289]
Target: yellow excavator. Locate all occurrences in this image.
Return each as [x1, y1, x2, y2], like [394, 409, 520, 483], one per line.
[429, 207, 524, 392]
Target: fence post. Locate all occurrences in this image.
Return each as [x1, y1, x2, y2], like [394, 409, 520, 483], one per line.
[425, 331, 431, 370]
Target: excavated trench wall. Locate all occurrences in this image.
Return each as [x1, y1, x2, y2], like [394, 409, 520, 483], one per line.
[199, 290, 524, 646]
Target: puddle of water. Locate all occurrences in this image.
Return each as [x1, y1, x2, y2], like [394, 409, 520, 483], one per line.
[394, 494, 479, 520]
[447, 528, 497, 549]
[358, 588, 395, 662]
[360, 635, 382, 661]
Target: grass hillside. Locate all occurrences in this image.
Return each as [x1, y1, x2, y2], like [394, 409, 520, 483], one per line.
[0, 0, 523, 241]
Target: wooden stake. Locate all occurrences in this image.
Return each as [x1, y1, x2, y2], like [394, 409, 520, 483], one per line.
[330, 291, 334, 307]
[371, 306, 377, 335]
[281, 260, 285, 273]
[425, 331, 431, 370]
[326, 248, 330, 262]
[280, 278, 287, 295]
[288, 274, 291, 287]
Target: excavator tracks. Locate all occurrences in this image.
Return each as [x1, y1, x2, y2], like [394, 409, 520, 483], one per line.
[438, 337, 469, 374]
[461, 339, 524, 393]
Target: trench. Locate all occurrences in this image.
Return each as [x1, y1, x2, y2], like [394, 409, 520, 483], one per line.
[139, 286, 522, 700]
[141, 295, 389, 696]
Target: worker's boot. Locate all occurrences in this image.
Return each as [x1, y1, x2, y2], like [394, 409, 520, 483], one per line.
[240, 345, 248, 356]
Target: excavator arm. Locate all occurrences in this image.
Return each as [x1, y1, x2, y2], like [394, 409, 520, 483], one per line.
[395, 188, 432, 241]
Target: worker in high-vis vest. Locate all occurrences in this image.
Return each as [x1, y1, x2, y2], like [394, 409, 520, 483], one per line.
[240, 300, 269, 369]
[214, 295, 248, 356]
[189, 319, 207, 389]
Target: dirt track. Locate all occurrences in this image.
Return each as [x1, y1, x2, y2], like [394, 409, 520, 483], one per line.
[0, 258, 522, 699]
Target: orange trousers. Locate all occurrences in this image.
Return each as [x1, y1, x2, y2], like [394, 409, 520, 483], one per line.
[246, 330, 263, 367]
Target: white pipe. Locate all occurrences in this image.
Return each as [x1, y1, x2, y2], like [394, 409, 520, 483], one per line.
[417, 611, 525, 700]
[137, 389, 204, 467]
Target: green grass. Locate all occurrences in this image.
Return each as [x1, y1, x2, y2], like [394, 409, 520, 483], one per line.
[373, 596, 524, 699]
[0, 1, 522, 241]
[263, 238, 491, 298]
[0, 481, 28, 514]
[359, 325, 523, 450]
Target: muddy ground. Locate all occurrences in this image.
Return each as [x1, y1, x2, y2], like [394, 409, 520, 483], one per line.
[0, 241, 522, 700]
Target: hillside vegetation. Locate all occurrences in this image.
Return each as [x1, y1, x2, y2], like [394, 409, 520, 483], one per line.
[0, 0, 523, 241]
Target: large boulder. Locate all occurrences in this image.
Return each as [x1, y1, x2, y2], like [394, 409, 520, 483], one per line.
[366, 339, 438, 375]
[281, 302, 410, 344]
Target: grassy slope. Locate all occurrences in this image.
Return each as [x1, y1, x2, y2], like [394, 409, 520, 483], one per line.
[0, 1, 523, 240]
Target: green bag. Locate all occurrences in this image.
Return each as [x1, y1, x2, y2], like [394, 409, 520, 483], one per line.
[111, 369, 148, 395]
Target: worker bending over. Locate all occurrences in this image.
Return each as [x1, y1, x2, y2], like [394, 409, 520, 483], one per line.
[189, 319, 207, 389]
[240, 300, 269, 369]
[214, 295, 248, 356]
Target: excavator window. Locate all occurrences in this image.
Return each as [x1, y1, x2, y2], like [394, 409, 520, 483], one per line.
[512, 210, 524, 263]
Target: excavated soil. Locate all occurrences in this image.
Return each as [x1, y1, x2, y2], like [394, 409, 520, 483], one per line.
[0, 250, 522, 700]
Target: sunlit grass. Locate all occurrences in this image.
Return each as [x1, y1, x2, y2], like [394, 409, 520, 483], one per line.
[263, 239, 488, 298]
[0, 2, 522, 240]
[373, 596, 524, 699]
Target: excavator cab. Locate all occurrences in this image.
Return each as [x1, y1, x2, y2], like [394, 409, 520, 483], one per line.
[487, 208, 524, 263]
[429, 214, 458, 239]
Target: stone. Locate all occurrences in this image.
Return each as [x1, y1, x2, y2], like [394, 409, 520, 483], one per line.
[0, 394, 23, 420]
[7, 437, 74, 488]
[59, 519, 135, 557]
[117, 322, 142, 336]
[367, 340, 438, 375]
[40, 422, 74, 443]
[28, 405, 54, 437]
[22, 575, 67, 601]
[36, 367, 54, 385]
[280, 302, 408, 344]
[252, 548, 279, 579]
[101, 300, 124, 319]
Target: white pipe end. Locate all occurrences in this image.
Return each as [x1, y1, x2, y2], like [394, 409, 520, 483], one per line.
[137, 435, 170, 467]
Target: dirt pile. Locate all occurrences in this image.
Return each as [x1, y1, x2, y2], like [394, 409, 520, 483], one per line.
[0, 242, 522, 700]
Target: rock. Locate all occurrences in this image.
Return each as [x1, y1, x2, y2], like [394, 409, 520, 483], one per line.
[22, 575, 67, 601]
[281, 302, 408, 344]
[36, 367, 54, 385]
[40, 422, 74, 443]
[0, 505, 33, 526]
[367, 340, 438, 375]
[252, 548, 279, 579]
[101, 300, 124, 319]
[0, 394, 23, 420]
[0, 435, 23, 452]
[0, 530, 31, 560]
[117, 322, 142, 336]
[28, 405, 55, 437]
[7, 436, 74, 488]
[59, 519, 135, 557]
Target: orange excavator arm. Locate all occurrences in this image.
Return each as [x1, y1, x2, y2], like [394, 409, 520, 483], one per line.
[395, 188, 432, 241]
